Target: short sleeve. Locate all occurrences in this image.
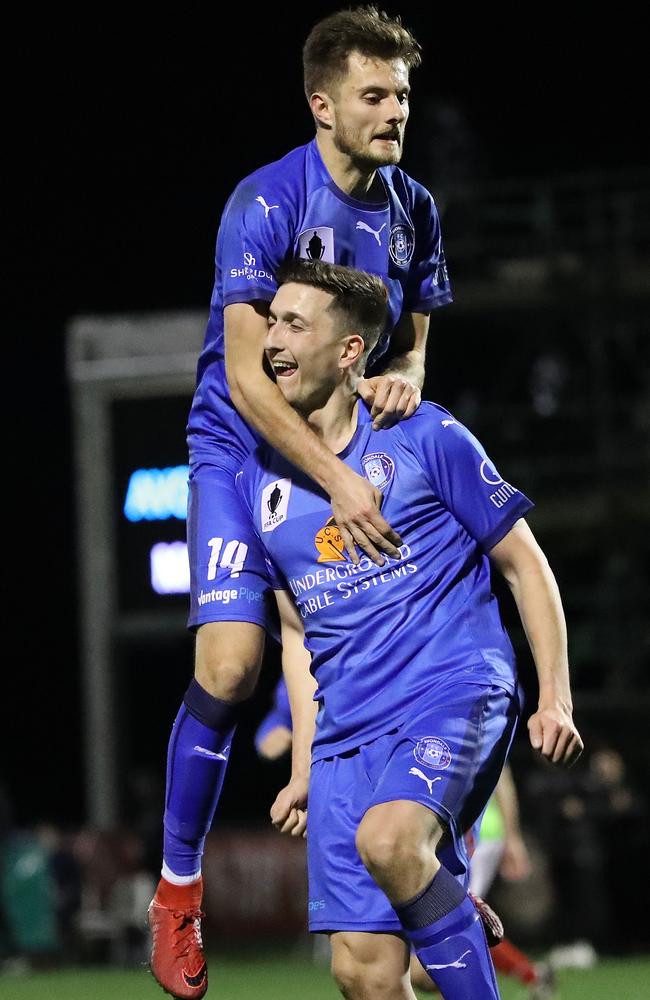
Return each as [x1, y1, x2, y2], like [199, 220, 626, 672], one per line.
[403, 186, 453, 313]
[217, 180, 296, 307]
[403, 405, 534, 550]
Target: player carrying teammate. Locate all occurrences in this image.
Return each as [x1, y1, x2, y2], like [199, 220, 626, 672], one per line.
[149, 7, 452, 998]
[239, 260, 583, 999]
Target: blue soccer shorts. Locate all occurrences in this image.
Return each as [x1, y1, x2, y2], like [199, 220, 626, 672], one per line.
[307, 679, 519, 933]
[186, 463, 272, 630]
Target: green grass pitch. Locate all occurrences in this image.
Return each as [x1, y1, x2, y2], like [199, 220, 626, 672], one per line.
[1, 954, 649, 999]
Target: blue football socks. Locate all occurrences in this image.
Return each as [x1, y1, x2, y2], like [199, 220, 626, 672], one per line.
[163, 678, 241, 880]
[396, 866, 500, 999]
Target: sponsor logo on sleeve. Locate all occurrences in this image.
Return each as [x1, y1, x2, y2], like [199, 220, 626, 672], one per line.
[479, 460, 520, 509]
[413, 736, 452, 770]
[229, 249, 273, 282]
[361, 452, 395, 491]
[261, 478, 292, 532]
[298, 227, 335, 263]
[432, 249, 450, 287]
[479, 460, 504, 486]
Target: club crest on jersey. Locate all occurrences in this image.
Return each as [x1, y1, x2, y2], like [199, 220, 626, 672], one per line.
[389, 224, 415, 266]
[261, 478, 292, 532]
[414, 736, 452, 770]
[298, 227, 335, 263]
[314, 518, 346, 563]
[361, 452, 395, 491]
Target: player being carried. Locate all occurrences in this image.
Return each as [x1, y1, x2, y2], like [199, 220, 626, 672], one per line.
[149, 7, 453, 998]
[238, 260, 583, 1000]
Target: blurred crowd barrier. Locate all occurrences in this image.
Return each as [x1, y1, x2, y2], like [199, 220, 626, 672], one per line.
[0, 824, 307, 971]
[2, 739, 648, 973]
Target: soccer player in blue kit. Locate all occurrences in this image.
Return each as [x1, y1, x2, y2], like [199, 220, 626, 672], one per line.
[148, 7, 454, 998]
[238, 260, 583, 1000]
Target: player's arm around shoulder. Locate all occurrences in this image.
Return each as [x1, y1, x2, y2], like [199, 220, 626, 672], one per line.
[358, 175, 451, 432]
[225, 302, 402, 566]
[357, 311, 429, 430]
[269, 589, 316, 839]
[224, 300, 274, 415]
[489, 519, 583, 768]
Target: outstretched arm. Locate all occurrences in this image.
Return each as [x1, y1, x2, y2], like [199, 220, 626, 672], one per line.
[489, 519, 583, 767]
[269, 589, 317, 838]
[225, 302, 401, 565]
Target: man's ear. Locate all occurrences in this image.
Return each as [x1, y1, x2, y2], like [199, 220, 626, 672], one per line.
[309, 90, 334, 130]
[340, 335, 365, 371]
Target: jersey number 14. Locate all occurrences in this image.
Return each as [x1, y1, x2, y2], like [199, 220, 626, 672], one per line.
[207, 537, 249, 580]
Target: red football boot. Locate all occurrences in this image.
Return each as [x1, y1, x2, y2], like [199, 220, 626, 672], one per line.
[469, 892, 504, 947]
[148, 876, 208, 999]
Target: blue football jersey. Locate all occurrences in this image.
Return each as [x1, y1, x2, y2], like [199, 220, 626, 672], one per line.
[239, 403, 533, 761]
[188, 140, 452, 472]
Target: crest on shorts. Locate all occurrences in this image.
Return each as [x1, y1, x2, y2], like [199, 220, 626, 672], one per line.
[261, 478, 292, 532]
[361, 452, 395, 491]
[389, 224, 415, 266]
[314, 518, 346, 562]
[413, 736, 452, 770]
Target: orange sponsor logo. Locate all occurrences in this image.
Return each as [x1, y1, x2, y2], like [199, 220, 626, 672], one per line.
[314, 518, 346, 563]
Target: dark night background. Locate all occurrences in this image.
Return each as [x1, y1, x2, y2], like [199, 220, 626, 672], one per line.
[7, 5, 648, 933]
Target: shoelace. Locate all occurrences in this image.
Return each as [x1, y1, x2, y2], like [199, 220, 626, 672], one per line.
[171, 909, 205, 958]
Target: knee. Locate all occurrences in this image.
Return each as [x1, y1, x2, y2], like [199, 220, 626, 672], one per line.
[194, 623, 263, 700]
[355, 817, 424, 882]
[195, 658, 259, 701]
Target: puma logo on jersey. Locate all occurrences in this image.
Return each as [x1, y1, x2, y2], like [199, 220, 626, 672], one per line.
[256, 195, 279, 218]
[441, 419, 458, 428]
[426, 949, 471, 971]
[356, 220, 387, 246]
[409, 767, 442, 794]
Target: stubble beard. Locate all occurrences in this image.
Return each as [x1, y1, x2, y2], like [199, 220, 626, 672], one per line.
[333, 123, 403, 170]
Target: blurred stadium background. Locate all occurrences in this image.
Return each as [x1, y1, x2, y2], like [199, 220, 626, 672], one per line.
[5, 5, 648, 997]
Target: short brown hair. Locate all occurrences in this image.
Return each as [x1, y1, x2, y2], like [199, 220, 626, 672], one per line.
[278, 259, 387, 360]
[303, 5, 421, 100]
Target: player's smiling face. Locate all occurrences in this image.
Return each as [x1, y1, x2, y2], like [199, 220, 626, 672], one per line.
[328, 52, 410, 169]
[265, 283, 362, 415]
